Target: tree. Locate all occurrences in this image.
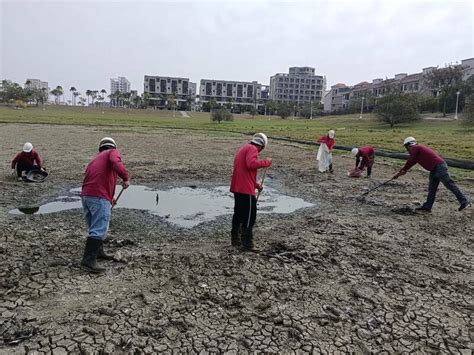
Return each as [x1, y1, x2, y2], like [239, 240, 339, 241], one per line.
[56, 86, 63, 104]
[166, 94, 176, 111]
[276, 102, 292, 119]
[249, 105, 257, 117]
[85, 90, 92, 106]
[425, 65, 464, 116]
[143, 91, 149, 109]
[50, 86, 63, 105]
[208, 98, 218, 112]
[73, 91, 80, 106]
[211, 108, 233, 123]
[132, 95, 142, 109]
[462, 95, 474, 124]
[374, 93, 419, 127]
[265, 100, 278, 115]
[100, 89, 107, 101]
[70, 87, 77, 105]
[78, 97, 86, 106]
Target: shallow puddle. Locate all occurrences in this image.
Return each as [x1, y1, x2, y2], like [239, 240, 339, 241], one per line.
[9, 185, 314, 227]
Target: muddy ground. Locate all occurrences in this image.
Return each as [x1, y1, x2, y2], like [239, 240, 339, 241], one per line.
[0, 123, 473, 354]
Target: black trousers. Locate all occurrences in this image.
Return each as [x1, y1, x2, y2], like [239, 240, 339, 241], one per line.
[15, 162, 37, 177]
[232, 193, 257, 236]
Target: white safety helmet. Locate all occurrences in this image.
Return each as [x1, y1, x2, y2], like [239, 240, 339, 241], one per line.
[351, 148, 359, 156]
[99, 137, 117, 150]
[328, 130, 335, 139]
[23, 142, 33, 153]
[403, 136, 416, 146]
[251, 132, 268, 147]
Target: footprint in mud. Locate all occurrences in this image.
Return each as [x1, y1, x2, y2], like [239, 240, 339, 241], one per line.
[391, 206, 416, 215]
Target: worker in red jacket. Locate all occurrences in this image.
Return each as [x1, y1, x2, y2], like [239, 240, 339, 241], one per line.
[316, 130, 335, 173]
[230, 133, 272, 251]
[351, 145, 375, 177]
[11, 142, 44, 178]
[80, 137, 130, 273]
[393, 137, 470, 212]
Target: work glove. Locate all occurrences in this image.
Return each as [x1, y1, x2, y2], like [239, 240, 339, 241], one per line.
[256, 183, 263, 192]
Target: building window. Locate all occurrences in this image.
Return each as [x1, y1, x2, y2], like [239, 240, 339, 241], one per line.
[206, 82, 212, 95]
[247, 85, 253, 98]
[217, 83, 222, 96]
[149, 78, 156, 92]
[182, 81, 188, 95]
[227, 84, 233, 97]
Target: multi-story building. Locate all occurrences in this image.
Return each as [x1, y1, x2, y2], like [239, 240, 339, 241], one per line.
[324, 83, 351, 113]
[199, 79, 267, 111]
[143, 75, 194, 108]
[110, 76, 131, 95]
[269, 66, 325, 105]
[24, 79, 48, 91]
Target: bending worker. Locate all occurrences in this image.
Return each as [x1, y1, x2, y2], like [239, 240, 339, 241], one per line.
[11, 142, 44, 178]
[80, 137, 130, 273]
[351, 145, 375, 178]
[393, 137, 470, 212]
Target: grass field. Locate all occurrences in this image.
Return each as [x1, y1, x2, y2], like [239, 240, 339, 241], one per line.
[1, 105, 473, 160]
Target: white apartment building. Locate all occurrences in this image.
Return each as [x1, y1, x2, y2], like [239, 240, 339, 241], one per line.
[25, 79, 48, 91]
[143, 75, 194, 108]
[269, 67, 326, 104]
[110, 76, 131, 94]
[199, 79, 267, 110]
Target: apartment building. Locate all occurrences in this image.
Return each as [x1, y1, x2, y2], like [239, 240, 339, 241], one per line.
[110, 76, 131, 94]
[324, 83, 351, 112]
[199, 79, 267, 110]
[143, 75, 195, 108]
[25, 79, 48, 91]
[269, 66, 325, 104]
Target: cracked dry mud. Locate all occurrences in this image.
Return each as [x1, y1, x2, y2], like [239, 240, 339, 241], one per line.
[0, 123, 473, 354]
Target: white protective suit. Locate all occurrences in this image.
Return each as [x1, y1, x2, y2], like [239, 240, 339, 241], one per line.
[316, 143, 332, 172]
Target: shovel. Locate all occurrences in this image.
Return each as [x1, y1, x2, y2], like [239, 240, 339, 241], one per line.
[112, 187, 125, 209]
[359, 178, 394, 197]
[256, 167, 269, 202]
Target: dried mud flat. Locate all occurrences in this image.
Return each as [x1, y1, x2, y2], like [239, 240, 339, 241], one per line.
[0, 123, 473, 354]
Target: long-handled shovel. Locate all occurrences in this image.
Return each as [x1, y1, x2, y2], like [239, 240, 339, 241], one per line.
[359, 177, 394, 197]
[112, 187, 125, 209]
[256, 167, 269, 202]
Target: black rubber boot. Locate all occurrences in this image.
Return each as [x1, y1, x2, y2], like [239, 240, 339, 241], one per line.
[241, 228, 258, 252]
[329, 164, 334, 174]
[81, 238, 106, 273]
[97, 240, 114, 260]
[231, 224, 241, 247]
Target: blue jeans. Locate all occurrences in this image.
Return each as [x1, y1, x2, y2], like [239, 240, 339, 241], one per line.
[81, 196, 111, 240]
[423, 162, 468, 210]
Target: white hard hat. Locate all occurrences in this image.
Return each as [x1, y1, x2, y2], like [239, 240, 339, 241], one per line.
[99, 137, 117, 150]
[251, 132, 268, 147]
[403, 136, 416, 146]
[23, 142, 33, 153]
[351, 148, 359, 156]
[328, 130, 335, 139]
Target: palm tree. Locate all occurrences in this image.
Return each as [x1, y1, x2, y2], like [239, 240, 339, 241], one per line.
[85, 90, 92, 106]
[91, 90, 98, 105]
[100, 89, 107, 101]
[73, 91, 80, 105]
[55, 86, 63, 104]
[70, 87, 77, 105]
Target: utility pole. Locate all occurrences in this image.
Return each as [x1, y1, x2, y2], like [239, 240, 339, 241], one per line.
[359, 97, 365, 119]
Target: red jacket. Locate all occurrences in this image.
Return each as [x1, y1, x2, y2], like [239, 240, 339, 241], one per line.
[318, 135, 335, 151]
[81, 149, 129, 202]
[402, 144, 444, 172]
[230, 143, 271, 196]
[356, 145, 375, 168]
[11, 150, 43, 169]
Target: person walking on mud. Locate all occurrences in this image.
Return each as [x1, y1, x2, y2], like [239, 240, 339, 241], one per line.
[316, 130, 335, 173]
[11, 142, 45, 179]
[230, 133, 272, 251]
[351, 145, 375, 178]
[393, 137, 471, 212]
[80, 137, 130, 273]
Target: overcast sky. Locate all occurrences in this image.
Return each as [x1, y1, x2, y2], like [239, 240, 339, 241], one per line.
[1, 0, 473, 99]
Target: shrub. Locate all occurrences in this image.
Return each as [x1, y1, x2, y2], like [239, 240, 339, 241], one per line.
[462, 95, 474, 124]
[374, 94, 419, 127]
[211, 108, 233, 123]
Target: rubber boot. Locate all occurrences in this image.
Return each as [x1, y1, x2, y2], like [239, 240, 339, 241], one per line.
[97, 240, 114, 260]
[81, 238, 106, 273]
[241, 228, 258, 252]
[231, 227, 241, 247]
[329, 164, 334, 174]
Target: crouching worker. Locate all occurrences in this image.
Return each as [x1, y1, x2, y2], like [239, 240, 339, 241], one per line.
[11, 142, 44, 179]
[393, 137, 470, 212]
[351, 145, 375, 178]
[80, 137, 130, 273]
[230, 133, 272, 251]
